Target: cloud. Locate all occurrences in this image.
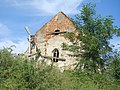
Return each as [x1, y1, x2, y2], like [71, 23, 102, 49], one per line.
[0, 0, 85, 53]
[0, 23, 28, 54]
[5, 0, 84, 15]
[0, 23, 11, 37]
[110, 36, 120, 51]
[0, 38, 28, 54]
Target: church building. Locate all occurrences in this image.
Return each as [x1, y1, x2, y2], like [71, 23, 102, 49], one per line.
[25, 11, 79, 70]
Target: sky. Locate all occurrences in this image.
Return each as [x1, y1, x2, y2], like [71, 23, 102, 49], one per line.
[0, 0, 120, 54]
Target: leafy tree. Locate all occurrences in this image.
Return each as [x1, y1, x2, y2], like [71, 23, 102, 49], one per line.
[62, 3, 120, 74]
[108, 50, 120, 80]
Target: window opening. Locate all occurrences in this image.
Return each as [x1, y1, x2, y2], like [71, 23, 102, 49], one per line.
[54, 30, 60, 35]
[52, 48, 59, 62]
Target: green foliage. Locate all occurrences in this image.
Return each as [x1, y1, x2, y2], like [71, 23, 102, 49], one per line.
[0, 49, 63, 90]
[108, 51, 120, 81]
[36, 48, 41, 60]
[62, 3, 120, 74]
[61, 42, 68, 50]
[61, 3, 120, 89]
[76, 3, 120, 73]
[0, 3, 120, 90]
[0, 48, 120, 90]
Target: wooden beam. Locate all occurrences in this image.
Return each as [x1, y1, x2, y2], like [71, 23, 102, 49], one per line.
[41, 55, 66, 61]
[46, 31, 67, 35]
[67, 53, 82, 57]
[28, 53, 38, 57]
[28, 53, 66, 61]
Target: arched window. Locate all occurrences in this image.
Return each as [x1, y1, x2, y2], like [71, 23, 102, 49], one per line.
[52, 48, 59, 62]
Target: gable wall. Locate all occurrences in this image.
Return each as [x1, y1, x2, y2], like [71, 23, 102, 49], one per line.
[35, 12, 76, 46]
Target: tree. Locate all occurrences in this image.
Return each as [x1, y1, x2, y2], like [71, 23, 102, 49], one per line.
[62, 3, 120, 74]
[109, 50, 120, 79]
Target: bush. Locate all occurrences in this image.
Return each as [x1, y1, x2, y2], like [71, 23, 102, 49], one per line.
[0, 48, 120, 90]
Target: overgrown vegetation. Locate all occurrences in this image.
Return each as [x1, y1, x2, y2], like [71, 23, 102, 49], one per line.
[0, 48, 120, 90]
[0, 3, 120, 90]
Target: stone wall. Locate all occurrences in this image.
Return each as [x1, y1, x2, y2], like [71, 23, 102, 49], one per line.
[38, 35, 78, 70]
[25, 11, 79, 70]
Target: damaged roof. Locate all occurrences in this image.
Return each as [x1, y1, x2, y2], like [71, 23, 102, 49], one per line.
[34, 11, 76, 45]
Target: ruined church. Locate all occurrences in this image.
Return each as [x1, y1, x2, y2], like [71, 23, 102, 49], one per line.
[25, 11, 78, 70]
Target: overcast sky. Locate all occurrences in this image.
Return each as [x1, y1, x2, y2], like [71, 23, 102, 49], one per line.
[0, 0, 120, 53]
